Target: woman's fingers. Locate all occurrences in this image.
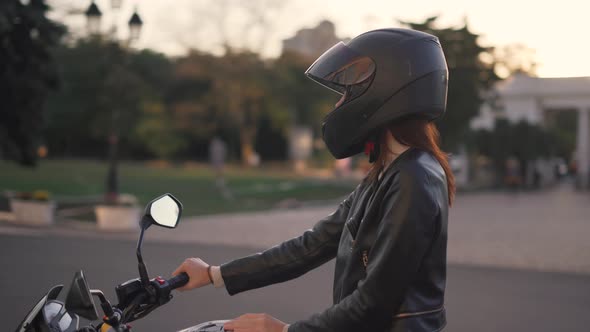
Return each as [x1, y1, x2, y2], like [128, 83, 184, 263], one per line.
[171, 263, 185, 277]
[171, 257, 211, 291]
[225, 314, 257, 328]
[171, 261, 190, 291]
[224, 313, 286, 332]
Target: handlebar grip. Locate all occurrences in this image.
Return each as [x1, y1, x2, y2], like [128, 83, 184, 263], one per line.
[168, 272, 189, 290]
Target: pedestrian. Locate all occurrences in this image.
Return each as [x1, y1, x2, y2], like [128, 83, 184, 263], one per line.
[209, 136, 232, 199]
[504, 157, 522, 190]
[533, 164, 542, 189]
[174, 28, 455, 332]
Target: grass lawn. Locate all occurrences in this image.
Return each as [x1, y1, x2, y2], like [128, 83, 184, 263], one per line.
[0, 159, 355, 216]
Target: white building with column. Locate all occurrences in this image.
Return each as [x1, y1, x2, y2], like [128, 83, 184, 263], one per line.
[470, 73, 590, 189]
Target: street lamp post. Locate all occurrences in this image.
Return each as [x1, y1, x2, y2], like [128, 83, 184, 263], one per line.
[85, 1, 102, 35]
[84, 0, 143, 202]
[128, 10, 143, 42]
[85, 1, 143, 43]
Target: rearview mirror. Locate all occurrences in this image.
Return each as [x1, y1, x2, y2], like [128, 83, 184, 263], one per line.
[144, 193, 182, 229]
[135, 194, 183, 286]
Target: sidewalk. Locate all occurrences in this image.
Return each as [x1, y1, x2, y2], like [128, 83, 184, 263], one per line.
[1, 189, 589, 275]
[159, 189, 590, 275]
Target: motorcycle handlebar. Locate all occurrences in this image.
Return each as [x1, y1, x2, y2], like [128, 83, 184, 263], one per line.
[167, 272, 189, 290]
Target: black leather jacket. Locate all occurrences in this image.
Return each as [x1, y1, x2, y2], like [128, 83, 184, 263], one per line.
[220, 147, 449, 332]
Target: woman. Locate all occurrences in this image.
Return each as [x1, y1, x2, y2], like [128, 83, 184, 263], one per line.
[173, 28, 454, 332]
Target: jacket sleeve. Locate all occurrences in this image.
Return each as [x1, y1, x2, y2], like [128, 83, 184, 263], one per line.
[219, 189, 357, 296]
[289, 168, 440, 332]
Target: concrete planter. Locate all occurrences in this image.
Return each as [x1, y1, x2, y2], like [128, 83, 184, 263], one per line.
[95, 205, 141, 231]
[10, 199, 56, 226]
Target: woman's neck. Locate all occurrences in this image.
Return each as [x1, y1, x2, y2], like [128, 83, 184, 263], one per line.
[383, 132, 410, 169]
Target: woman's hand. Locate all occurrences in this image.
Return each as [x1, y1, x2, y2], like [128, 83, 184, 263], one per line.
[224, 313, 287, 332]
[172, 257, 211, 291]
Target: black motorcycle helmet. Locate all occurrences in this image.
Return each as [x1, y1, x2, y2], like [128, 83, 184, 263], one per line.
[305, 28, 448, 160]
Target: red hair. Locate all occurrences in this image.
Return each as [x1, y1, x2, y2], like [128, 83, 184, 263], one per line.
[366, 117, 455, 206]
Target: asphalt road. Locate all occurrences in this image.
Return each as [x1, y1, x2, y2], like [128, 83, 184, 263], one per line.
[2, 233, 589, 332]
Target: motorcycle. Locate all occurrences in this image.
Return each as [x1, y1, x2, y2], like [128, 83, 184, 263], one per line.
[15, 193, 229, 332]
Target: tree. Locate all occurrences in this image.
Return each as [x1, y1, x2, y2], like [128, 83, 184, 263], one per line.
[401, 17, 500, 151]
[544, 110, 577, 160]
[468, 119, 565, 185]
[213, 51, 271, 164]
[172, 50, 276, 164]
[45, 38, 153, 199]
[134, 102, 187, 159]
[0, 0, 65, 166]
[171, 1, 301, 163]
[178, 0, 287, 56]
[493, 43, 538, 78]
[272, 51, 336, 129]
[45, 39, 148, 158]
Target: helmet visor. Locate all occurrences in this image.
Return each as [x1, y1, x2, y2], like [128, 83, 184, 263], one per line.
[305, 42, 376, 97]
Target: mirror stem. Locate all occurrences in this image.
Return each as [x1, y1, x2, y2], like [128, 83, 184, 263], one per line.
[136, 219, 151, 288]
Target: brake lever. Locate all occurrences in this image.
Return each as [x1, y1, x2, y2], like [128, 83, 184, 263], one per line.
[118, 275, 176, 325]
[121, 292, 163, 324]
[121, 293, 148, 324]
[129, 304, 159, 322]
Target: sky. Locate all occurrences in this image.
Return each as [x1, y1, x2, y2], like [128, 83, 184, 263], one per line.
[51, 0, 590, 78]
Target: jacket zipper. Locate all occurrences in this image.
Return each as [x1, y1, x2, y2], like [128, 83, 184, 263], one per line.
[346, 219, 359, 252]
[346, 218, 369, 267]
[346, 218, 359, 238]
